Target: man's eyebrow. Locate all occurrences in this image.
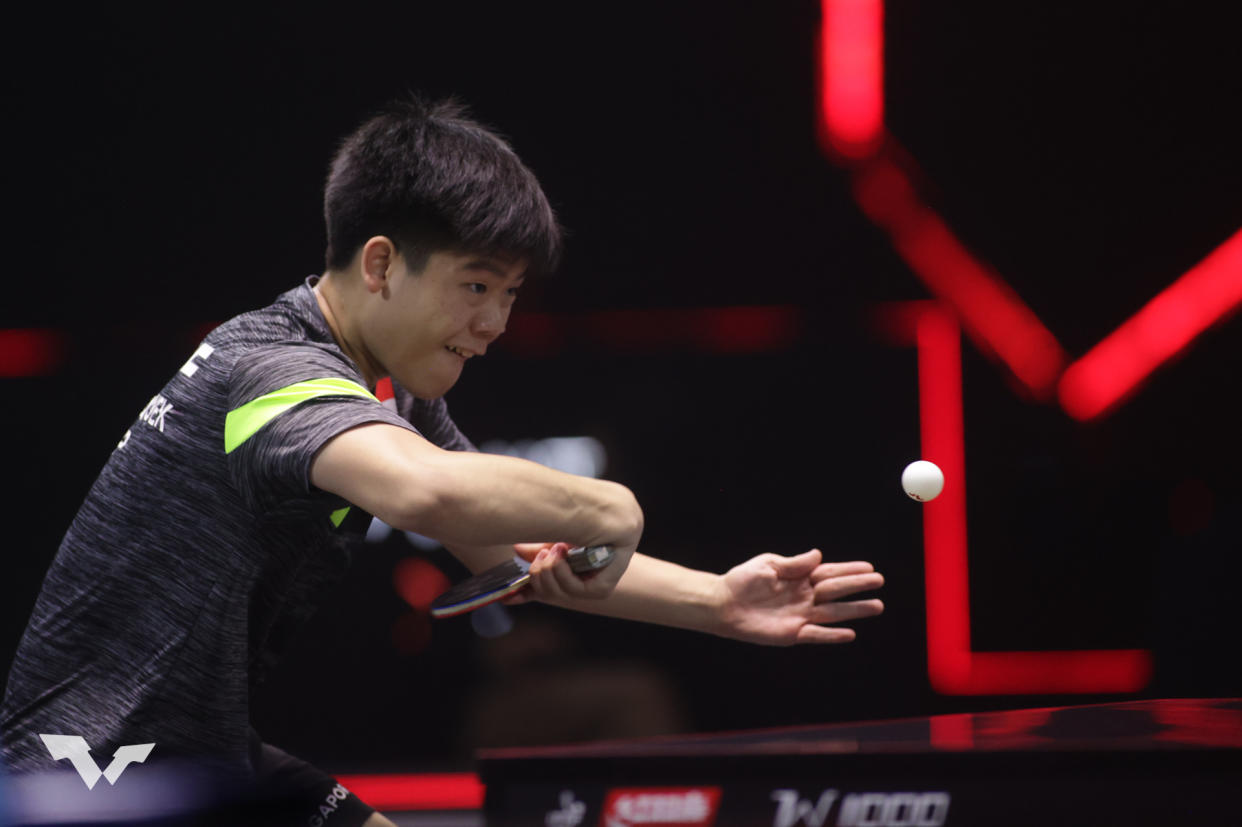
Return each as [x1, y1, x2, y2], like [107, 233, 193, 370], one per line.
[463, 259, 525, 283]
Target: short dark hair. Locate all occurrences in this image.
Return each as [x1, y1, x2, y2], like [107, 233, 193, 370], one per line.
[324, 96, 562, 275]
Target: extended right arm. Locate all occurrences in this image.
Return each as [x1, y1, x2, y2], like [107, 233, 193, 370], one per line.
[308, 421, 643, 592]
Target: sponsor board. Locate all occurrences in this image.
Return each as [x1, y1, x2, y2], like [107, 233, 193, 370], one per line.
[771, 789, 950, 827]
[601, 787, 723, 827]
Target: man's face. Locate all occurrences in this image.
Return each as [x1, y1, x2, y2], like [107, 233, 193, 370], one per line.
[363, 249, 526, 398]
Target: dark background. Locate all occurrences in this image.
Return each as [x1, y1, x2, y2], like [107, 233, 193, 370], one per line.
[3, 1, 1240, 772]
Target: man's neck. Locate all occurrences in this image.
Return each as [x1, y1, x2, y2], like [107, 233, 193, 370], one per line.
[313, 273, 381, 388]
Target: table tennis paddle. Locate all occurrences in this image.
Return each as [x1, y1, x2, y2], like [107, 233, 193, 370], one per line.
[430, 545, 615, 618]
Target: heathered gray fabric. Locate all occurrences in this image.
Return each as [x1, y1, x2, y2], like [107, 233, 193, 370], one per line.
[1, 278, 473, 778]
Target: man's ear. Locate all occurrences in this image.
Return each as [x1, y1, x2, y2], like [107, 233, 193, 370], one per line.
[360, 236, 396, 294]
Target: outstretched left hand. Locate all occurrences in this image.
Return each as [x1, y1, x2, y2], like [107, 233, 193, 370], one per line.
[713, 549, 884, 645]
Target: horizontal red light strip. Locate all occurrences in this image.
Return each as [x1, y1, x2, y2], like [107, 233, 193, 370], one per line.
[958, 651, 1152, 696]
[0, 329, 68, 377]
[333, 772, 484, 811]
[0, 309, 800, 380]
[853, 155, 1068, 399]
[819, 0, 884, 160]
[502, 306, 802, 357]
[1058, 227, 1242, 420]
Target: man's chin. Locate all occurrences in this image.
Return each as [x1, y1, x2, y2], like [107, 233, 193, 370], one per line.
[398, 374, 456, 400]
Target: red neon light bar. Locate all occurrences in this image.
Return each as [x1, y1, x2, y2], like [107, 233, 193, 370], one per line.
[1058, 227, 1242, 420]
[502, 306, 802, 357]
[0, 309, 803, 380]
[914, 305, 972, 688]
[819, 0, 884, 159]
[853, 156, 1068, 399]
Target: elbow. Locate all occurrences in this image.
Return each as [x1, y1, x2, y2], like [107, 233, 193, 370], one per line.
[614, 485, 645, 545]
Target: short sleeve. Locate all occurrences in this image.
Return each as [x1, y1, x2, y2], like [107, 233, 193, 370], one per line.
[392, 379, 476, 453]
[225, 342, 416, 512]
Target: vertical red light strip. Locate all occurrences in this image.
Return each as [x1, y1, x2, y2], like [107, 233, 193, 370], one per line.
[916, 306, 971, 691]
[820, 0, 884, 159]
[1058, 226, 1242, 420]
[902, 301, 1152, 694]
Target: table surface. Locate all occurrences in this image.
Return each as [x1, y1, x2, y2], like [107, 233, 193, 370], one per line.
[477, 699, 1242, 827]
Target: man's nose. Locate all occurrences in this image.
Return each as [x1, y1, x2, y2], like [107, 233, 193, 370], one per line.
[473, 303, 508, 340]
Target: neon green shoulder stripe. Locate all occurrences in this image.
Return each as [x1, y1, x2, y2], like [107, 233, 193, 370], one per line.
[224, 377, 378, 454]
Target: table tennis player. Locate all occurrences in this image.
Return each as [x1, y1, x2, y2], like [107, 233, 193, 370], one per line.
[0, 96, 885, 827]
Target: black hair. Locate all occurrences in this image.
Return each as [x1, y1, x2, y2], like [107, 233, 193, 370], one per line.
[324, 95, 562, 275]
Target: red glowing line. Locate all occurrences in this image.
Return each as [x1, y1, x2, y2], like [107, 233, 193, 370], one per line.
[853, 154, 1068, 399]
[819, 0, 884, 159]
[332, 772, 484, 811]
[900, 301, 1152, 695]
[1058, 227, 1242, 420]
[0, 309, 801, 378]
[0, 329, 67, 377]
[963, 651, 1151, 696]
[915, 306, 971, 689]
[502, 306, 802, 357]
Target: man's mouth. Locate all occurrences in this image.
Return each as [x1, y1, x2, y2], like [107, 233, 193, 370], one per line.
[445, 345, 473, 359]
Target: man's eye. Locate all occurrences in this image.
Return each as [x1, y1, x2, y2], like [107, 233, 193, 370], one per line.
[466, 283, 487, 294]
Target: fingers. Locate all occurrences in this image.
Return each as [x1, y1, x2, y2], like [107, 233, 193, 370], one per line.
[513, 542, 558, 562]
[791, 599, 884, 645]
[808, 598, 885, 625]
[525, 543, 614, 601]
[795, 625, 857, 644]
[798, 564, 884, 645]
[810, 561, 876, 582]
[769, 548, 823, 579]
[813, 571, 884, 602]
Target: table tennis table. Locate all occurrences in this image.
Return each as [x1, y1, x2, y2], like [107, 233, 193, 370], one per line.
[478, 698, 1241, 826]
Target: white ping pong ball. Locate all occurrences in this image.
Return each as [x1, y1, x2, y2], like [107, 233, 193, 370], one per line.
[902, 460, 944, 502]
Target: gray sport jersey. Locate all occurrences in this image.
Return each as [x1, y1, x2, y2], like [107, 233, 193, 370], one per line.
[1, 278, 472, 776]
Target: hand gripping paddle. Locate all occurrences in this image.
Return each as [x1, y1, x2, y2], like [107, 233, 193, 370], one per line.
[430, 545, 615, 618]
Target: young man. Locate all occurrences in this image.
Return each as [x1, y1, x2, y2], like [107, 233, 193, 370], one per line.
[0, 98, 884, 827]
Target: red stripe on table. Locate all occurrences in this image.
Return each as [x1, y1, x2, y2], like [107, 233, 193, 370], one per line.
[333, 772, 485, 811]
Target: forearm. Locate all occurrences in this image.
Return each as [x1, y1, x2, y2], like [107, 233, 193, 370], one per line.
[410, 450, 642, 549]
[538, 552, 726, 635]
